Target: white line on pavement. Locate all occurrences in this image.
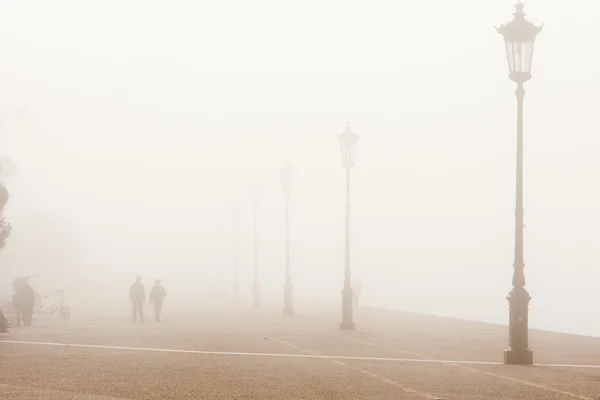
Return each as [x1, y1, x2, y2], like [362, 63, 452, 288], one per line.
[0, 339, 495, 365]
[230, 324, 443, 400]
[2, 340, 600, 371]
[272, 323, 595, 400]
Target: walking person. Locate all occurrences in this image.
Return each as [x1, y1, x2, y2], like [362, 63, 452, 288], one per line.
[0, 309, 8, 333]
[17, 280, 36, 326]
[12, 279, 23, 327]
[129, 276, 145, 322]
[149, 279, 166, 322]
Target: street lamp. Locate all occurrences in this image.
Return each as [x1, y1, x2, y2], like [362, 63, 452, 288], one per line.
[338, 122, 359, 331]
[250, 184, 262, 309]
[280, 161, 295, 317]
[232, 201, 241, 305]
[496, 1, 543, 366]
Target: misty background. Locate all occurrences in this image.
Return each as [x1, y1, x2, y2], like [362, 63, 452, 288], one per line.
[0, 0, 599, 336]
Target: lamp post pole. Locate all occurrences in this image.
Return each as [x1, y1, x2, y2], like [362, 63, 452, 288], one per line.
[496, 1, 543, 365]
[340, 164, 354, 330]
[338, 123, 359, 331]
[281, 162, 295, 316]
[250, 184, 261, 309]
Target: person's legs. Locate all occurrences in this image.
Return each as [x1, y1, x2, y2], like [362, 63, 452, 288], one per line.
[154, 301, 162, 322]
[13, 297, 22, 327]
[23, 307, 32, 326]
[0, 310, 8, 332]
[137, 302, 144, 322]
[132, 303, 138, 322]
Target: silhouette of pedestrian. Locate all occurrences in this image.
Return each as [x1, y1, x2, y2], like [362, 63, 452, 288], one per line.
[12, 279, 23, 327]
[0, 310, 8, 333]
[17, 281, 35, 326]
[129, 276, 145, 322]
[149, 279, 166, 322]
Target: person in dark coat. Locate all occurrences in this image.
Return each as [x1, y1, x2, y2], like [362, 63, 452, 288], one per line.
[129, 276, 145, 322]
[12, 280, 23, 327]
[17, 281, 36, 326]
[0, 309, 8, 333]
[149, 279, 166, 322]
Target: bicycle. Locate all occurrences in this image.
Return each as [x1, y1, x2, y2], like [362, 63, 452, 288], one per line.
[36, 289, 71, 320]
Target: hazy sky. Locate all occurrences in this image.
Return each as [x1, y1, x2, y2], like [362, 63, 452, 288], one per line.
[1, 0, 600, 335]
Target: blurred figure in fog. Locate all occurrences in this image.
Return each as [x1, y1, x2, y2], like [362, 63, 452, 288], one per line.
[129, 276, 145, 322]
[0, 310, 8, 332]
[149, 279, 166, 322]
[17, 280, 36, 326]
[11, 279, 23, 327]
[353, 280, 362, 310]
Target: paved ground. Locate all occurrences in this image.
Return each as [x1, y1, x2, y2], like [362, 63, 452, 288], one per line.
[2, 307, 600, 399]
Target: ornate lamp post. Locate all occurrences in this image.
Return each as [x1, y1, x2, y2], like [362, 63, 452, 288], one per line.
[280, 161, 295, 316]
[250, 184, 261, 309]
[496, 1, 543, 365]
[232, 201, 241, 305]
[338, 123, 359, 331]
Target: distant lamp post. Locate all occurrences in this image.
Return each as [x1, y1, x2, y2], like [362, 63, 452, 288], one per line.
[233, 202, 241, 305]
[496, 1, 543, 366]
[338, 122, 359, 331]
[250, 184, 262, 309]
[280, 161, 295, 317]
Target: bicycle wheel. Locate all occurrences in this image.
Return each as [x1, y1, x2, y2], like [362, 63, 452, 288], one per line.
[60, 307, 71, 320]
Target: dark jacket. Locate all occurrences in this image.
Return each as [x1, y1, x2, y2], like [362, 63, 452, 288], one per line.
[17, 283, 35, 309]
[0, 309, 8, 330]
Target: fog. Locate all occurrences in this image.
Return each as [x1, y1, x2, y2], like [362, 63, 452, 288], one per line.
[1, 0, 599, 336]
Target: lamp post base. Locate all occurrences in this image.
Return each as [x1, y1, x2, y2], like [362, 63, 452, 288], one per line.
[506, 286, 532, 365]
[340, 286, 354, 331]
[283, 284, 294, 317]
[282, 308, 295, 317]
[504, 348, 533, 365]
[339, 321, 356, 331]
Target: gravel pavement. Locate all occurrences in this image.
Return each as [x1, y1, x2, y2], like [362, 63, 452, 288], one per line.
[1, 307, 600, 399]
